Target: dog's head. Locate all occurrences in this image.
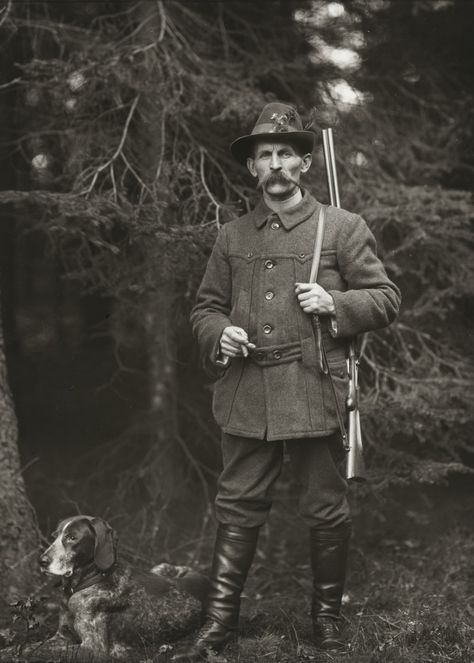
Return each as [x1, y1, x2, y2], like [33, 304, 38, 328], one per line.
[40, 516, 117, 577]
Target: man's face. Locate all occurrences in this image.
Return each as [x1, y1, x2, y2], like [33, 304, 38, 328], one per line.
[246, 141, 312, 200]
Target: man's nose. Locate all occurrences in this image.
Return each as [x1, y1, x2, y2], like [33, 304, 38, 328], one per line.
[270, 151, 282, 170]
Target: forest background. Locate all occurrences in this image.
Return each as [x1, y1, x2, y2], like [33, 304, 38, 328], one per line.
[0, 1, 472, 661]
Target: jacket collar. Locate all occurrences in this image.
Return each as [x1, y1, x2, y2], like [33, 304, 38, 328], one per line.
[252, 188, 320, 230]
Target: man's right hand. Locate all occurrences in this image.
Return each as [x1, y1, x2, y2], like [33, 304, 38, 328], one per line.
[220, 326, 256, 358]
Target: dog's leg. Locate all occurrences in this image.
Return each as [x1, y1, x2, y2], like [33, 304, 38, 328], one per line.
[74, 610, 109, 660]
[53, 597, 81, 643]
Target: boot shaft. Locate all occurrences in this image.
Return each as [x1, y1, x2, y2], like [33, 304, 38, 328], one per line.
[310, 521, 351, 620]
[206, 523, 260, 627]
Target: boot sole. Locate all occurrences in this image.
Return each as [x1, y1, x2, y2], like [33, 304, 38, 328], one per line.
[314, 639, 346, 651]
[171, 631, 237, 661]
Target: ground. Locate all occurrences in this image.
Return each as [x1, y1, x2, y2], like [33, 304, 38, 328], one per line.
[0, 480, 472, 663]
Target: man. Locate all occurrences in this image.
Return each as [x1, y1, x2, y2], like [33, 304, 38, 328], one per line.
[174, 102, 400, 659]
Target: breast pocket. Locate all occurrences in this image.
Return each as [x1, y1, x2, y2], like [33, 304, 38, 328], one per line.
[229, 253, 255, 291]
[229, 253, 256, 328]
[230, 288, 250, 328]
[319, 252, 345, 291]
[293, 250, 337, 284]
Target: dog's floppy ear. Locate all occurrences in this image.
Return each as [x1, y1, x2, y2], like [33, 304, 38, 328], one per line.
[89, 518, 117, 571]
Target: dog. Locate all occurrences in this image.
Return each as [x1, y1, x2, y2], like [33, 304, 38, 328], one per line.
[39, 515, 207, 659]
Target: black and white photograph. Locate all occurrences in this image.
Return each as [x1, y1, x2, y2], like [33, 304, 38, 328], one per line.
[0, 1, 472, 661]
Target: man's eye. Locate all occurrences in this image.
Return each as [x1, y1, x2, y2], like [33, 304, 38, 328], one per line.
[65, 534, 76, 542]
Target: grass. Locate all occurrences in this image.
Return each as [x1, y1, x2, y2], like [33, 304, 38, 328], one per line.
[225, 524, 473, 663]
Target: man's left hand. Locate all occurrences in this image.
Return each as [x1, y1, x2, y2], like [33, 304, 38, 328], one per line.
[295, 282, 335, 315]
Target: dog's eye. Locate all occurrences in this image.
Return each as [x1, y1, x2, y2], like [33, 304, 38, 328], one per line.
[64, 534, 76, 542]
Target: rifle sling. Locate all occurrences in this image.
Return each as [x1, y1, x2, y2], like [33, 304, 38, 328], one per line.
[310, 207, 327, 374]
[309, 205, 349, 451]
[321, 343, 349, 451]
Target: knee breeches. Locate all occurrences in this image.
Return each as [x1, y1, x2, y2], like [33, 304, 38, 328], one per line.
[215, 433, 350, 529]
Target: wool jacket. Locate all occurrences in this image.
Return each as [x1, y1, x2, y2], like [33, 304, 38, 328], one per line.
[191, 190, 401, 441]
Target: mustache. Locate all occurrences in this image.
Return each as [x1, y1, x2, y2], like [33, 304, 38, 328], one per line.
[257, 171, 300, 190]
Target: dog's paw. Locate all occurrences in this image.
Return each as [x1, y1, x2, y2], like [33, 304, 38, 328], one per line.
[159, 643, 174, 653]
[151, 563, 192, 579]
[110, 642, 135, 659]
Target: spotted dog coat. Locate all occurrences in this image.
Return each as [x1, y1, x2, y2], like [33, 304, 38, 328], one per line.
[40, 516, 205, 659]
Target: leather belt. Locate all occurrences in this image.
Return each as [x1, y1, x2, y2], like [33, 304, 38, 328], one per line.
[249, 341, 301, 367]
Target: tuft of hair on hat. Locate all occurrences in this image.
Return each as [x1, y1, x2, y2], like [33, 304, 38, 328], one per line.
[230, 101, 315, 165]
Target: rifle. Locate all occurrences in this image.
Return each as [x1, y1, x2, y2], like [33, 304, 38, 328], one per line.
[320, 125, 367, 482]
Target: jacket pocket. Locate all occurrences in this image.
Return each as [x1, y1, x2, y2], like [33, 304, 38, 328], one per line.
[212, 361, 244, 428]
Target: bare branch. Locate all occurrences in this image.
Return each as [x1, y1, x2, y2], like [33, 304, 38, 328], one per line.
[0, 0, 12, 29]
[0, 76, 21, 90]
[199, 148, 221, 228]
[83, 95, 140, 196]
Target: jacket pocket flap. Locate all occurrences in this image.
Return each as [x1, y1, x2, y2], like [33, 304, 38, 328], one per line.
[301, 336, 318, 367]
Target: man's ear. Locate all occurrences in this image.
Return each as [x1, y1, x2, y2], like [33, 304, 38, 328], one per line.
[300, 152, 312, 173]
[247, 157, 257, 177]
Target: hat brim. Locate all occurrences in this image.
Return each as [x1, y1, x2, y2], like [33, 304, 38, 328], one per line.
[230, 130, 315, 165]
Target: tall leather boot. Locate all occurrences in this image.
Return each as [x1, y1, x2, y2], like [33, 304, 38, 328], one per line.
[172, 523, 259, 661]
[310, 521, 351, 651]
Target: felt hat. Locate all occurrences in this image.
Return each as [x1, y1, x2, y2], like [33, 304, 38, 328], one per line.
[230, 102, 315, 165]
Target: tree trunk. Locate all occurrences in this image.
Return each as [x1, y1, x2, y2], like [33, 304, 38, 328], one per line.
[0, 295, 39, 600]
[0, 16, 40, 600]
[132, 1, 184, 511]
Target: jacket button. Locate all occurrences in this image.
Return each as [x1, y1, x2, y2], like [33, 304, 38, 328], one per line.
[270, 221, 280, 230]
[272, 350, 282, 360]
[299, 253, 305, 258]
[263, 324, 272, 334]
[265, 291, 274, 300]
[247, 251, 253, 258]
[264, 259, 275, 269]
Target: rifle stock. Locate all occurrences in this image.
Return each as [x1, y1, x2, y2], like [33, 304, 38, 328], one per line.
[320, 127, 367, 482]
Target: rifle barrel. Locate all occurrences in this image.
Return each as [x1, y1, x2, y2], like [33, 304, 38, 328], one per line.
[321, 129, 340, 208]
[320, 125, 367, 482]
